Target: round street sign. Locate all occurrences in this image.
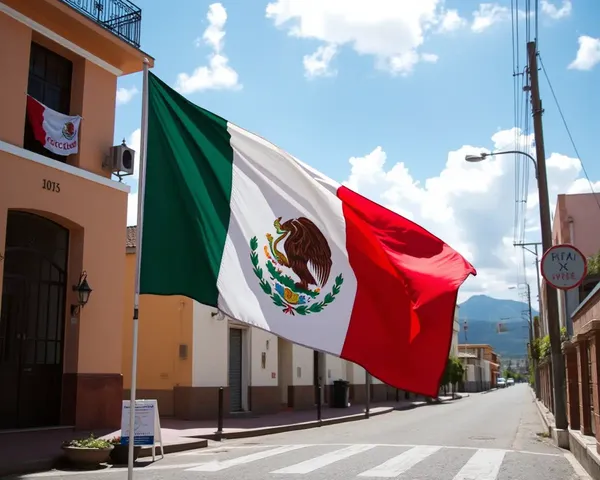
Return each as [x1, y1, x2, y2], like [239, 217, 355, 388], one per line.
[541, 244, 587, 290]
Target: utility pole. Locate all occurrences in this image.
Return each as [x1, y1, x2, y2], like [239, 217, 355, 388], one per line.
[527, 41, 567, 430]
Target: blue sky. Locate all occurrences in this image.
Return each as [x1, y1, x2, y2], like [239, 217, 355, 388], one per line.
[114, 0, 599, 302]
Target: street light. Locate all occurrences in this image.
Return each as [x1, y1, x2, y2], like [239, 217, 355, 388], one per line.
[464, 151, 539, 179]
[466, 148, 566, 429]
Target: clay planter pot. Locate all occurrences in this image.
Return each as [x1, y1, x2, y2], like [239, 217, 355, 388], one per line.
[62, 445, 114, 468]
[110, 444, 142, 465]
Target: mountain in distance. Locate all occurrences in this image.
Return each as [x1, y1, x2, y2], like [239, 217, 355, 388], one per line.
[457, 294, 539, 358]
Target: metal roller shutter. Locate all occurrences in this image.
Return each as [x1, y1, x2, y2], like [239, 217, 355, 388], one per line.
[229, 328, 243, 412]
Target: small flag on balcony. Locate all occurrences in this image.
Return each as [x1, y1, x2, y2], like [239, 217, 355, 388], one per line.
[26, 95, 82, 156]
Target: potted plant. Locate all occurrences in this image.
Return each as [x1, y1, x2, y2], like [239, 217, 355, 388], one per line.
[108, 436, 142, 465]
[62, 433, 113, 468]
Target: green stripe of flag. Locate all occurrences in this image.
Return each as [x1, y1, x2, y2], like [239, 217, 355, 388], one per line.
[139, 72, 234, 306]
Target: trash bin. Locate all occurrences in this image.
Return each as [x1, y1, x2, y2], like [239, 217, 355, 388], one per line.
[332, 380, 350, 408]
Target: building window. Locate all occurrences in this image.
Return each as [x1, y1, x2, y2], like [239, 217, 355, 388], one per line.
[23, 42, 73, 163]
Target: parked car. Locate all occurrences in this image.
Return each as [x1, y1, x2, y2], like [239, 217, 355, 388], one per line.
[497, 377, 506, 388]
[507, 378, 515, 387]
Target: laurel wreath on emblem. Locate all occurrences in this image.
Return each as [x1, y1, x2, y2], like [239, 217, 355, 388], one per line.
[249, 216, 343, 316]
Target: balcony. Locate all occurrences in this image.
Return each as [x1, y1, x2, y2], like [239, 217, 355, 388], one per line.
[59, 0, 141, 48]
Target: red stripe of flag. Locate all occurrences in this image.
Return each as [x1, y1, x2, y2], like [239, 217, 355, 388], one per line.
[337, 186, 476, 397]
[26, 95, 47, 147]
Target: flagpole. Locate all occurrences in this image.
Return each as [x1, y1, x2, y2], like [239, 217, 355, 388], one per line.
[128, 57, 150, 480]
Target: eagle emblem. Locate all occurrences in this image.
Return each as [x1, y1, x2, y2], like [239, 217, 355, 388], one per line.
[250, 217, 343, 315]
[62, 121, 76, 140]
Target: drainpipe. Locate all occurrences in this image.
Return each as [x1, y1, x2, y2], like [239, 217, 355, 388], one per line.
[566, 217, 575, 336]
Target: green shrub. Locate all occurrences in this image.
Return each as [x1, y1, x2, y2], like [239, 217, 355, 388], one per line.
[63, 433, 112, 449]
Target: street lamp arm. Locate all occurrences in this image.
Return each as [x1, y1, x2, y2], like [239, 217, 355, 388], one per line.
[481, 150, 539, 180]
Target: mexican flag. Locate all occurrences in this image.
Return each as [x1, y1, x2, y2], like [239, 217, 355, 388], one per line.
[139, 73, 476, 397]
[26, 95, 81, 156]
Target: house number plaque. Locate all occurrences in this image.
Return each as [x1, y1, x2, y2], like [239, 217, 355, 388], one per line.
[42, 179, 60, 193]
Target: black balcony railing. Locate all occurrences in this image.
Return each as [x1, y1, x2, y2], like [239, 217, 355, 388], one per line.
[59, 0, 142, 48]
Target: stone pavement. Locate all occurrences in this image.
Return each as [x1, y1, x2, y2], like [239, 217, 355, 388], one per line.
[0, 398, 437, 478]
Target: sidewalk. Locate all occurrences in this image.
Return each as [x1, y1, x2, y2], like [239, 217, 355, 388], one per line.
[0, 396, 459, 477]
[531, 388, 600, 479]
[156, 401, 399, 441]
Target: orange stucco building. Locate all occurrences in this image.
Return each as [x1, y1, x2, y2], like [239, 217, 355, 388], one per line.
[0, 0, 152, 430]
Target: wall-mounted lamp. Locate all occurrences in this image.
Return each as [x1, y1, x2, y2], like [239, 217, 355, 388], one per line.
[211, 310, 225, 321]
[70, 271, 92, 316]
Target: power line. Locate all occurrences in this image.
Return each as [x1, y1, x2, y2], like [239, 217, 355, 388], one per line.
[511, 0, 519, 245]
[535, 0, 539, 45]
[538, 53, 600, 214]
[511, 0, 537, 290]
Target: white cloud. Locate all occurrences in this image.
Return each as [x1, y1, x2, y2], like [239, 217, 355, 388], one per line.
[266, 0, 452, 76]
[471, 3, 510, 33]
[126, 128, 141, 180]
[342, 127, 596, 302]
[438, 9, 467, 33]
[567, 178, 600, 195]
[471, 1, 571, 33]
[116, 86, 138, 105]
[175, 3, 241, 94]
[303, 44, 338, 78]
[568, 36, 600, 71]
[540, 0, 572, 20]
[127, 192, 138, 226]
[421, 53, 439, 63]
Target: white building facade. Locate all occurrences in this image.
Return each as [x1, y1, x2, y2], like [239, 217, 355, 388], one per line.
[186, 302, 398, 418]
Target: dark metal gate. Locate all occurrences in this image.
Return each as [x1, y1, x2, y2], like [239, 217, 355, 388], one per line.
[228, 328, 243, 412]
[0, 211, 69, 429]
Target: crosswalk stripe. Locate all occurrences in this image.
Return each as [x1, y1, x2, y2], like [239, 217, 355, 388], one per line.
[272, 444, 377, 474]
[178, 445, 271, 456]
[358, 445, 441, 477]
[185, 444, 308, 472]
[452, 449, 506, 480]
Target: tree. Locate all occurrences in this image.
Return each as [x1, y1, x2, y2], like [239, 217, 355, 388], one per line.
[441, 356, 464, 397]
[587, 250, 600, 275]
[441, 358, 452, 395]
[449, 357, 465, 398]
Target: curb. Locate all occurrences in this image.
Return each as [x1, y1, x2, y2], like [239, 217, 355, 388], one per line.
[196, 407, 395, 441]
[139, 438, 209, 457]
[195, 395, 464, 442]
[530, 387, 551, 434]
[394, 401, 427, 411]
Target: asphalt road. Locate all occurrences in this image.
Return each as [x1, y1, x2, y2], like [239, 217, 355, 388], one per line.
[20, 384, 589, 480]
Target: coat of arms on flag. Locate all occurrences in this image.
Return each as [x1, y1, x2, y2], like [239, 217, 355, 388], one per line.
[250, 216, 344, 316]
